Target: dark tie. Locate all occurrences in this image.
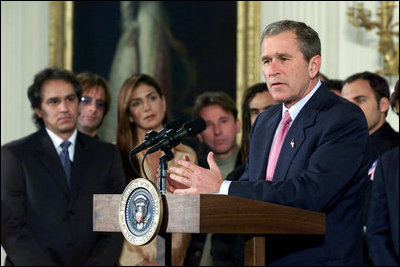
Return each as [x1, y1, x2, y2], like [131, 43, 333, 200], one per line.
[266, 111, 292, 181]
[60, 140, 71, 188]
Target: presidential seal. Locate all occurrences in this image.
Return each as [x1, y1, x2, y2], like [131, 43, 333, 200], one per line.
[119, 178, 163, 246]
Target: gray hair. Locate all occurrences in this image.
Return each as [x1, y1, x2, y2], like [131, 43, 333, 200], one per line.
[260, 20, 321, 62]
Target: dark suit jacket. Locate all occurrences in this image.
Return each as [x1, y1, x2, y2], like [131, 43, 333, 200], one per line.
[1, 129, 126, 266]
[367, 122, 399, 167]
[229, 84, 369, 265]
[362, 122, 399, 226]
[366, 147, 399, 266]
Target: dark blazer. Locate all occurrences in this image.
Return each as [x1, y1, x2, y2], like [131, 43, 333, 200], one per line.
[1, 129, 126, 266]
[366, 147, 399, 266]
[367, 122, 399, 167]
[229, 84, 369, 265]
[362, 122, 399, 225]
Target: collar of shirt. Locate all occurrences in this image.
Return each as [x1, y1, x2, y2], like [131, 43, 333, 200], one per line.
[281, 80, 322, 125]
[45, 128, 77, 162]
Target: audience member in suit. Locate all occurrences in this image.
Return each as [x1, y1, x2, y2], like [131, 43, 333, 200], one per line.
[77, 72, 111, 139]
[342, 71, 399, 168]
[342, 72, 399, 264]
[1, 68, 126, 266]
[366, 80, 399, 266]
[115, 73, 195, 266]
[183, 91, 242, 266]
[168, 20, 369, 265]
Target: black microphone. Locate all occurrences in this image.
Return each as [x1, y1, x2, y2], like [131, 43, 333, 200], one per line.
[147, 117, 206, 154]
[129, 118, 183, 155]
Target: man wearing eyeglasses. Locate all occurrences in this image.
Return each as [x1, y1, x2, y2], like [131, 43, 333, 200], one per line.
[77, 72, 111, 139]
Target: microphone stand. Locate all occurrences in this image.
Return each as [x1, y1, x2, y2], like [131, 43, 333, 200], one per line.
[158, 148, 174, 194]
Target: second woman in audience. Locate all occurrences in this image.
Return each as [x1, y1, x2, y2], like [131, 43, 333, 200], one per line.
[116, 73, 196, 266]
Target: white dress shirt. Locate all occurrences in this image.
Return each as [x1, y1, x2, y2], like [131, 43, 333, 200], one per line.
[45, 128, 77, 162]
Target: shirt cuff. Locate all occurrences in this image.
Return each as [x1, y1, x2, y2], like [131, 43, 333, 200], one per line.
[218, 180, 231, 195]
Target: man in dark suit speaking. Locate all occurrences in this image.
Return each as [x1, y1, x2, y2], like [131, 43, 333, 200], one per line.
[1, 68, 126, 265]
[168, 20, 369, 265]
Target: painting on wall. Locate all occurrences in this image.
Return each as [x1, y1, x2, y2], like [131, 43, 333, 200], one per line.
[50, 1, 261, 152]
[72, 1, 237, 145]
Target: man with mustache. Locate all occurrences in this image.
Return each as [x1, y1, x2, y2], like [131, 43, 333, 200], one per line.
[168, 20, 369, 265]
[1, 68, 126, 265]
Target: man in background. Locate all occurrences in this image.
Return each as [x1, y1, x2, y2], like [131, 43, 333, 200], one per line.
[239, 82, 279, 164]
[186, 91, 242, 266]
[193, 91, 241, 177]
[77, 72, 111, 139]
[342, 71, 398, 166]
[342, 71, 399, 264]
[1, 68, 125, 265]
[366, 80, 399, 266]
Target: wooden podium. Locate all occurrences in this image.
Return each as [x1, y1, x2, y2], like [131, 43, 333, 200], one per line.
[93, 194, 325, 266]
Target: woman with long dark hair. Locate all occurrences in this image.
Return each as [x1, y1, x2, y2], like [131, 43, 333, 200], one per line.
[116, 73, 196, 266]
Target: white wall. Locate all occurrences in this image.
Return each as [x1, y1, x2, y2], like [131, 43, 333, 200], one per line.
[1, 2, 49, 265]
[260, 1, 399, 131]
[1, 1, 49, 146]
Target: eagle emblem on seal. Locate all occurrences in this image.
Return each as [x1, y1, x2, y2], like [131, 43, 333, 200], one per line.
[131, 195, 151, 230]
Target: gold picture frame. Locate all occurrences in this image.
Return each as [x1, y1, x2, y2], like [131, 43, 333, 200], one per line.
[236, 1, 261, 125]
[49, 1, 73, 70]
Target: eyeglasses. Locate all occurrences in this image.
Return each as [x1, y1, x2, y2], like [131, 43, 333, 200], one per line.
[80, 96, 105, 110]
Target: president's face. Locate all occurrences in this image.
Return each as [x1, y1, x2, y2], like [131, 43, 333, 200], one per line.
[261, 30, 320, 108]
[35, 79, 78, 139]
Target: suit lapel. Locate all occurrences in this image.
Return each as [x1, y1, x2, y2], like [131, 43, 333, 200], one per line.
[273, 85, 329, 183]
[272, 110, 316, 183]
[36, 129, 70, 197]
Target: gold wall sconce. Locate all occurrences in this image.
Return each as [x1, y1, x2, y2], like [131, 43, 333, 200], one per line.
[347, 1, 399, 77]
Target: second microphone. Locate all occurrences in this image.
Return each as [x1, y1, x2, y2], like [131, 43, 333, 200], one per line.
[147, 117, 206, 154]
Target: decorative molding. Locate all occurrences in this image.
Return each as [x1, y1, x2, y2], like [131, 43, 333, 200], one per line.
[237, 1, 261, 137]
[49, 1, 73, 70]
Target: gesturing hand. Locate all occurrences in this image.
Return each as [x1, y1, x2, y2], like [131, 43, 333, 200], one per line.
[168, 152, 224, 194]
